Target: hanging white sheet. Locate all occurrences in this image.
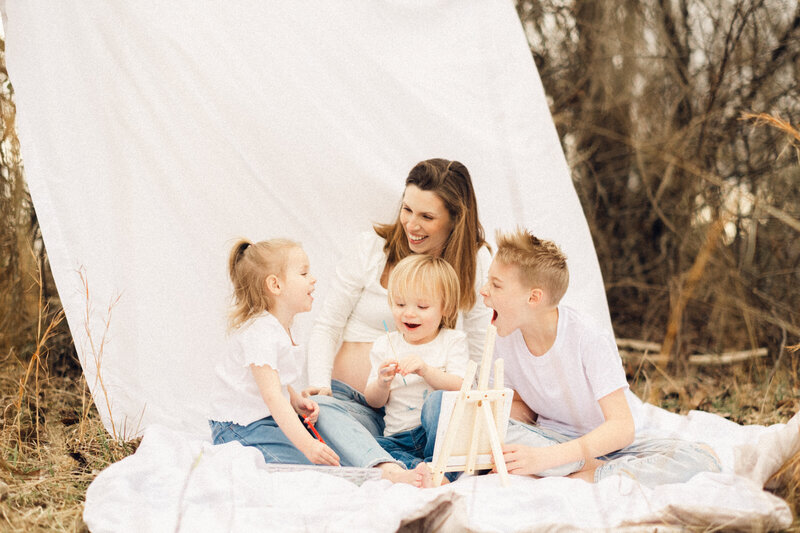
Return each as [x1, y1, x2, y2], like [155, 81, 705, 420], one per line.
[2, 0, 609, 437]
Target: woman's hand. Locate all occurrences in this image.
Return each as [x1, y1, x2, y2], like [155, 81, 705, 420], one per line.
[303, 440, 340, 466]
[301, 386, 332, 398]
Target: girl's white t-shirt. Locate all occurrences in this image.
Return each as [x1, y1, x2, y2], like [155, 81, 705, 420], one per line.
[494, 305, 630, 437]
[208, 312, 302, 426]
[367, 328, 469, 436]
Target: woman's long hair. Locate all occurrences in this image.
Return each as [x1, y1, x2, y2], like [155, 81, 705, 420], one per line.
[374, 158, 488, 311]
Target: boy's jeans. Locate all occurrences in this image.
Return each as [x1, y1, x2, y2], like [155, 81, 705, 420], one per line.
[505, 420, 722, 486]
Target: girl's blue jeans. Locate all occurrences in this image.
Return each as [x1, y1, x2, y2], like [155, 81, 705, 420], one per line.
[209, 416, 316, 465]
[209, 380, 402, 468]
[505, 420, 722, 486]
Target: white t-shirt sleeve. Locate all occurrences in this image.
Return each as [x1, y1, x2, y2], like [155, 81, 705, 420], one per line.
[307, 232, 375, 387]
[239, 319, 284, 369]
[581, 328, 629, 401]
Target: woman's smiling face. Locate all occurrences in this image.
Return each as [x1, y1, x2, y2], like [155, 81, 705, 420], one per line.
[399, 185, 453, 257]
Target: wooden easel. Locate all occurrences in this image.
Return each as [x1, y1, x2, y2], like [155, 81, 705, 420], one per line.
[431, 324, 510, 486]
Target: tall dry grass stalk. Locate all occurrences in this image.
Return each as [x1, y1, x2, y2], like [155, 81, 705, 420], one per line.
[76, 267, 123, 442]
[12, 248, 64, 455]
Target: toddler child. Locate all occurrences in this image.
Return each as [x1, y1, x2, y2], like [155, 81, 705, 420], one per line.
[364, 254, 469, 472]
[482, 228, 721, 486]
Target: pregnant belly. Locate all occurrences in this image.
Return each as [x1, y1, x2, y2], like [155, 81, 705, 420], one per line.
[331, 341, 373, 394]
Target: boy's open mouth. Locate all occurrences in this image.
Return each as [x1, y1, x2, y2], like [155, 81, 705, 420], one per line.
[492, 309, 498, 323]
[404, 322, 421, 329]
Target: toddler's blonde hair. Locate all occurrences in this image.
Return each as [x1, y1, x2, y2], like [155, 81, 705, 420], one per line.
[495, 228, 569, 305]
[388, 254, 460, 330]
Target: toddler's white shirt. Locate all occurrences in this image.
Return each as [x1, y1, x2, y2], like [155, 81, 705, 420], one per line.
[208, 312, 302, 426]
[367, 328, 469, 436]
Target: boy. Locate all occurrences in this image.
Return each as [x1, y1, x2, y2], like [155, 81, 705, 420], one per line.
[481, 228, 721, 485]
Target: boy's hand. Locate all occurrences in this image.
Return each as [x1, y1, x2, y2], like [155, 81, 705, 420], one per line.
[293, 396, 319, 423]
[497, 443, 550, 476]
[301, 386, 332, 398]
[378, 360, 400, 384]
[303, 440, 340, 466]
[398, 355, 428, 377]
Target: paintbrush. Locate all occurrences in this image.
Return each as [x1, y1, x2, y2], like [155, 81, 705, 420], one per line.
[382, 320, 407, 385]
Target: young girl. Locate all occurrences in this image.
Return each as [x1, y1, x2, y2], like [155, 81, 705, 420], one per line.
[207, 239, 340, 465]
[364, 254, 469, 472]
[209, 239, 429, 484]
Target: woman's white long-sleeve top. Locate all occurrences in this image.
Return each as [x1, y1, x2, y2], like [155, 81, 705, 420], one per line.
[307, 231, 492, 388]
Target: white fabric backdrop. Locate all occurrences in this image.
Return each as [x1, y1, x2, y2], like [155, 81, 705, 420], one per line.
[3, 1, 610, 438]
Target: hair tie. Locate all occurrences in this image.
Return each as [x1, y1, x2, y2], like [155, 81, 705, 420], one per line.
[237, 241, 251, 261]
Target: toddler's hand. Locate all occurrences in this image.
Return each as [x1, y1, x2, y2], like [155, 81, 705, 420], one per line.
[398, 355, 427, 377]
[378, 360, 399, 384]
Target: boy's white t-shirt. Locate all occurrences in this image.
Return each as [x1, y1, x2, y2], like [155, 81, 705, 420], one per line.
[368, 328, 469, 436]
[208, 312, 302, 426]
[493, 304, 629, 437]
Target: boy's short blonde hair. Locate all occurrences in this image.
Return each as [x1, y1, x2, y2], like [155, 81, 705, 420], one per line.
[495, 228, 569, 305]
[387, 254, 460, 329]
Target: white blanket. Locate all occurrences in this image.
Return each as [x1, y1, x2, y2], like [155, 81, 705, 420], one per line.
[84, 406, 799, 532]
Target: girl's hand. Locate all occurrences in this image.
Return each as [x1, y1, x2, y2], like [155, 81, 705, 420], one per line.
[378, 360, 399, 384]
[398, 355, 427, 377]
[303, 440, 340, 466]
[301, 386, 332, 398]
[293, 397, 319, 423]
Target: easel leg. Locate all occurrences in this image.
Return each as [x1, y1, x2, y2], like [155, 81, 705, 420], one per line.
[481, 401, 510, 487]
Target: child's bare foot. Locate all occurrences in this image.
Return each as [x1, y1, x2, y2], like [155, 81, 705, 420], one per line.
[377, 462, 423, 486]
[376, 462, 447, 487]
[413, 462, 434, 488]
